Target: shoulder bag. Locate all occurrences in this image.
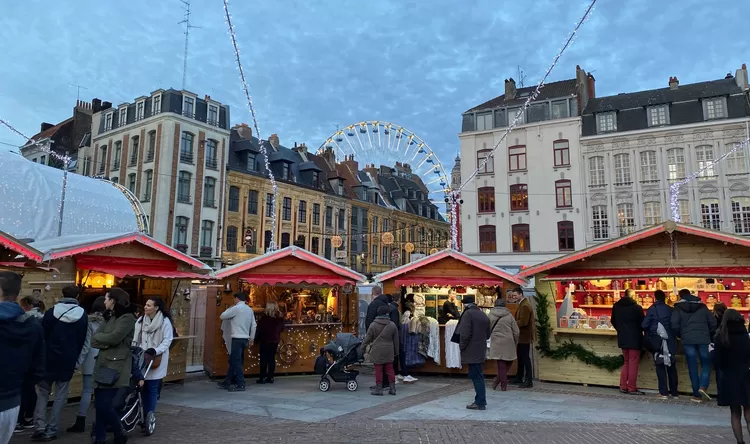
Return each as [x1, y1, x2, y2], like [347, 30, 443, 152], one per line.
[364, 323, 389, 362]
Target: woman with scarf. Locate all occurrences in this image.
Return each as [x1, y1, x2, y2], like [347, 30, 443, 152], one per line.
[132, 297, 174, 423]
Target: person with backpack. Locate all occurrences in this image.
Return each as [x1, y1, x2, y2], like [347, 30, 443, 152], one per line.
[642, 290, 678, 399]
[672, 288, 717, 402]
[611, 289, 645, 395]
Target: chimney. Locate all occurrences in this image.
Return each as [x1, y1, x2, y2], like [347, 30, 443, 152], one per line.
[342, 153, 358, 173]
[504, 78, 517, 100]
[669, 76, 679, 90]
[101, 101, 112, 111]
[204, 95, 211, 101]
[587, 73, 596, 99]
[40, 122, 54, 132]
[92, 98, 102, 113]
[268, 133, 280, 149]
[363, 163, 379, 180]
[232, 123, 252, 140]
[736, 63, 749, 91]
[322, 146, 336, 169]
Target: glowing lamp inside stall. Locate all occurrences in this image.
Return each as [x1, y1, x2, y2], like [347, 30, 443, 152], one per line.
[78, 270, 115, 288]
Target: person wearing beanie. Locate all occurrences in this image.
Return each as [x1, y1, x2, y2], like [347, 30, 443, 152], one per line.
[361, 304, 400, 396]
[457, 294, 490, 410]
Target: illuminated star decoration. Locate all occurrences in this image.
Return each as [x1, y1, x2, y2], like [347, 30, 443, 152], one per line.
[448, 0, 598, 251]
[222, 0, 279, 252]
[670, 137, 750, 222]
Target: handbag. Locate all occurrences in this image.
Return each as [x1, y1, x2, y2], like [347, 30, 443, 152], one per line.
[364, 324, 389, 362]
[94, 367, 120, 386]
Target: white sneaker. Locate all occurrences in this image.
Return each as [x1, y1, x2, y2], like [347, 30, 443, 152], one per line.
[404, 375, 418, 383]
[396, 375, 404, 380]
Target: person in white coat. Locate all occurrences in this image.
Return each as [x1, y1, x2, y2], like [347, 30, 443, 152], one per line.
[132, 297, 174, 420]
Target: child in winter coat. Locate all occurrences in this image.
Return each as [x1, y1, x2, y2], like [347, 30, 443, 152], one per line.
[361, 305, 400, 396]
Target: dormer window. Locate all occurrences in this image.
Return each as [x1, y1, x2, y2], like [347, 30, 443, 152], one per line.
[208, 105, 218, 126]
[282, 162, 290, 180]
[183, 96, 195, 118]
[647, 105, 669, 127]
[152, 95, 162, 114]
[119, 108, 127, 126]
[596, 112, 617, 134]
[247, 152, 257, 172]
[338, 179, 344, 196]
[104, 113, 113, 131]
[312, 171, 319, 187]
[136, 101, 145, 121]
[703, 97, 727, 120]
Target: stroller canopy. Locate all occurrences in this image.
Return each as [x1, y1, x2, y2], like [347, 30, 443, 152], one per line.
[323, 333, 362, 357]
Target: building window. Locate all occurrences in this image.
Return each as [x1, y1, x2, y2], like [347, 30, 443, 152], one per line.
[113, 141, 122, 169]
[119, 108, 127, 126]
[282, 163, 290, 180]
[667, 148, 685, 182]
[265, 193, 274, 217]
[508, 145, 527, 172]
[732, 198, 750, 235]
[280, 233, 290, 248]
[98, 146, 107, 174]
[247, 190, 258, 214]
[325, 206, 333, 227]
[208, 105, 218, 125]
[104, 113, 113, 131]
[727, 142, 747, 175]
[678, 200, 691, 224]
[227, 186, 240, 212]
[477, 149, 494, 174]
[701, 198, 721, 230]
[382, 218, 389, 232]
[311, 171, 319, 187]
[282, 197, 292, 221]
[261, 230, 271, 253]
[596, 112, 617, 133]
[180, 132, 194, 163]
[152, 95, 161, 114]
[136, 101, 145, 120]
[127, 173, 136, 194]
[510, 184, 528, 211]
[478, 187, 495, 213]
[551, 100, 569, 119]
[511, 224, 530, 252]
[298, 200, 307, 223]
[311, 237, 320, 254]
[553, 140, 570, 167]
[247, 152, 257, 172]
[146, 131, 156, 162]
[129, 136, 139, 166]
[703, 97, 726, 120]
[476, 112, 492, 131]
[371, 244, 378, 265]
[617, 203, 635, 236]
[183, 96, 195, 117]
[200, 220, 213, 248]
[613, 153, 631, 185]
[174, 216, 189, 248]
[177, 171, 191, 203]
[313, 203, 321, 225]
[203, 177, 216, 207]
[507, 107, 524, 125]
[695, 145, 715, 179]
[337, 209, 345, 230]
[639, 151, 658, 182]
[324, 238, 332, 260]
[643, 201, 662, 226]
[142, 170, 153, 202]
[592, 205, 609, 240]
[381, 246, 389, 265]
[557, 221, 574, 251]
[588, 156, 605, 187]
[205, 140, 218, 169]
[226, 226, 238, 252]
[647, 105, 670, 126]
[555, 180, 572, 208]
[83, 156, 91, 176]
[478, 225, 496, 253]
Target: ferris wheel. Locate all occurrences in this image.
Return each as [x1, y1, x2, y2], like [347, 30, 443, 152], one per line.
[317, 121, 451, 202]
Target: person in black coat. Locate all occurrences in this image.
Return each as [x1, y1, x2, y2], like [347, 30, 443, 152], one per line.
[364, 287, 389, 332]
[611, 289, 645, 395]
[641, 290, 678, 398]
[438, 289, 460, 324]
[713, 309, 750, 444]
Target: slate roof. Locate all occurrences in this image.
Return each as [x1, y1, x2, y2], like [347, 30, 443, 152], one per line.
[28, 118, 74, 143]
[465, 79, 578, 113]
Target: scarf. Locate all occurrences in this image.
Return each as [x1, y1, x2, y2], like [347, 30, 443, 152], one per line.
[656, 322, 672, 367]
[137, 311, 165, 350]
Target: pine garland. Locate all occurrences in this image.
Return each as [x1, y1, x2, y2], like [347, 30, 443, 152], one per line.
[535, 291, 624, 372]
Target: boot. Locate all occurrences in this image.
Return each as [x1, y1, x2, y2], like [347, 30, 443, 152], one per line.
[491, 377, 501, 391]
[370, 387, 383, 396]
[66, 416, 86, 433]
[518, 379, 533, 388]
[388, 386, 397, 396]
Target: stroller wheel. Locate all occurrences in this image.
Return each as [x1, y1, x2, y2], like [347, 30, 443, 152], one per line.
[144, 411, 156, 436]
[346, 380, 358, 392]
[319, 378, 331, 392]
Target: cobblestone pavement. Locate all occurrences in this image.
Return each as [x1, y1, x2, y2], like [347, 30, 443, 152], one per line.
[10, 376, 739, 443]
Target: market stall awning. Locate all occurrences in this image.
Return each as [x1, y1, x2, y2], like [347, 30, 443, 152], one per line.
[215, 246, 365, 284]
[542, 267, 750, 280]
[520, 221, 750, 279]
[75, 256, 209, 280]
[0, 230, 43, 262]
[374, 249, 527, 287]
[394, 276, 508, 287]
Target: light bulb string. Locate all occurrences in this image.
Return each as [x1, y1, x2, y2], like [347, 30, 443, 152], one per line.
[222, 0, 278, 252]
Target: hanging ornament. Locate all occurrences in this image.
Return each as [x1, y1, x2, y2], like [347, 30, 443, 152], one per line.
[331, 235, 343, 249]
[429, 248, 438, 255]
[382, 232, 394, 245]
[446, 240, 452, 249]
[404, 242, 415, 253]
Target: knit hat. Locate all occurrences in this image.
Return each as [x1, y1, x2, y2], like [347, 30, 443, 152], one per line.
[462, 295, 475, 305]
[494, 298, 507, 307]
[377, 305, 391, 316]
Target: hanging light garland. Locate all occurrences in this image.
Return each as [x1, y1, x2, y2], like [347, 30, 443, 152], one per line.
[222, 0, 278, 252]
[447, 0, 598, 250]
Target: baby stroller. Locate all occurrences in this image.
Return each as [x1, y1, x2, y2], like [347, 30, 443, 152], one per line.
[314, 333, 362, 392]
[91, 347, 156, 440]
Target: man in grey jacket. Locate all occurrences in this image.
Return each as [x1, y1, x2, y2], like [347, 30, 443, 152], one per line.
[218, 292, 257, 392]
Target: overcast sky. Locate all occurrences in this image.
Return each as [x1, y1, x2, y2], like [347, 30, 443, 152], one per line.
[0, 0, 746, 171]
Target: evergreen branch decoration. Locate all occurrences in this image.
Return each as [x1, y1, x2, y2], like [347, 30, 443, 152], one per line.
[535, 291, 624, 372]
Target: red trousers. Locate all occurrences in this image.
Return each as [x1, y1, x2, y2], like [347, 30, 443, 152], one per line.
[374, 362, 395, 386]
[620, 348, 640, 392]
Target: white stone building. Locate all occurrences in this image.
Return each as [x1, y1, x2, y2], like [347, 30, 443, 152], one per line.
[580, 66, 750, 245]
[458, 66, 595, 268]
[78, 90, 231, 267]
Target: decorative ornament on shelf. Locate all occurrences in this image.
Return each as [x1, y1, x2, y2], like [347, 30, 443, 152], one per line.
[381, 232, 394, 245]
[429, 248, 438, 255]
[535, 291, 624, 372]
[331, 235, 343, 249]
[446, 240, 452, 249]
[404, 242, 415, 253]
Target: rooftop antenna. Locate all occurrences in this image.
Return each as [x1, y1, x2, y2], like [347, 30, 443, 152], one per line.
[517, 65, 527, 88]
[178, 0, 201, 91]
[69, 83, 88, 101]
